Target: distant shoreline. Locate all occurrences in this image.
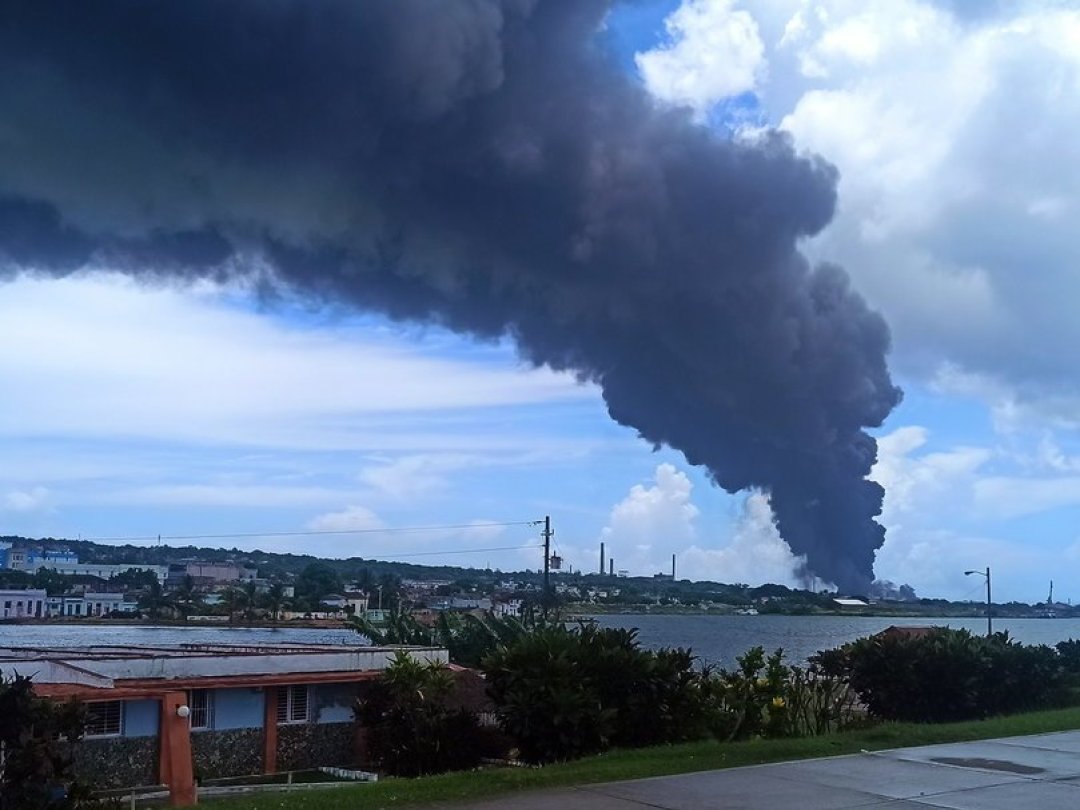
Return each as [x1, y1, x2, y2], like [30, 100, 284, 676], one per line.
[567, 605, 1035, 620]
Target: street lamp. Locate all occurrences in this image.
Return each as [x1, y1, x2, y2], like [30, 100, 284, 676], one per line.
[965, 567, 992, 636]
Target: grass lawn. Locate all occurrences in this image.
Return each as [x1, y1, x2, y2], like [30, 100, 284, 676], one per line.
[207, 706, 1080, 809]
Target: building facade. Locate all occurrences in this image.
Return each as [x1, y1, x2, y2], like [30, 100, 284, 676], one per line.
[0, 587, 48, 619]
[32, 561, 169, 583]
[45, 592, 138, 617]
[2, 642, 447, 805]
[167, 562, 257, 588]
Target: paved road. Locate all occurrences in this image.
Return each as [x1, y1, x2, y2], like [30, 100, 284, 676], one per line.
[446, 731, 1080, 809]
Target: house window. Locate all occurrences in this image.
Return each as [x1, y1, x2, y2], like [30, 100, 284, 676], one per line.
[85, 701, 123, 737]
[188, 689, 214, 730]
[276, 685, 308, 724]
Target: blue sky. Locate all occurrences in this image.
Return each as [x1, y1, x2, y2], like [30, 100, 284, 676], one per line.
[4, 0, 1080, 602]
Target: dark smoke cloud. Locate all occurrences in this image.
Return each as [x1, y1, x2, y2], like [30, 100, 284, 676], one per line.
[0, 0, 901, 590]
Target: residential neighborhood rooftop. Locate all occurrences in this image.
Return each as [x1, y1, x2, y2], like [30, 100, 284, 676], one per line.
[0, 642, 447, 697]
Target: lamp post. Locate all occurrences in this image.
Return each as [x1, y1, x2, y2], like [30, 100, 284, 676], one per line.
[965, 567, 992, 636]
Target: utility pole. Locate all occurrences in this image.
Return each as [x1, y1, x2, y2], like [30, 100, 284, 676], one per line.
[542, 515, 553, 617]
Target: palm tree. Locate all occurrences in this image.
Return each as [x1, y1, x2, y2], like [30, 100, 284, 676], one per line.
[349, 604, 431, 645]
[221, 586, 246, 624]
[241, 580, 260, 621]
[138, 580, 176, 620]
[264, 582, 288, 624]
[173, 575, 203, 619]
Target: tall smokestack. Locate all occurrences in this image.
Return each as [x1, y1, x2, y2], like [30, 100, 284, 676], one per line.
[609, 559, 614, 577]
[672, 554, 676, 581]
[600, 542, 605, 577]
[0, 0, 900, 591]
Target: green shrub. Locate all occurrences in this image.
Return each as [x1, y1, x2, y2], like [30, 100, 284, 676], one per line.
[706, 647, 857, 741]
[483, 625, 707, 763]
[784, 662, 862, 736]
[356, 652, 487, 777]
[0, 674, 94, 809]
[482, 625, 614, 763]
[833, 629, 1065, 723]
[1056, 639, 1080, 676]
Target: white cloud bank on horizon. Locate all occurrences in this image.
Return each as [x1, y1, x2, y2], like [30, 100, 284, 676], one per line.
[0, 272, 610, 543]
[0, 273, 594, 452]
[870, 423, 1080, 601]
[593, 463, 804, 586]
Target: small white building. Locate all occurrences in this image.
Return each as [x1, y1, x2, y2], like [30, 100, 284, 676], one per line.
[833, 597, 870, 608]
[0, 588, 48, 619]
[343, 592, 369, 614]
[46, 592, 136, 617]
[494, 599, 523, 618]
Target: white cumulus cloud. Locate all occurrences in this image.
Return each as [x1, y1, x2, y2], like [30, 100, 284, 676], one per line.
[596, 463, 700, 573]
[636, 0, 765, 116]
[679, 491, 806, 587]
[2, 487, 50, 513]
[642, 0, 1080, 421]
[594, 464, 805, 586]
[307, 505, 386, 533]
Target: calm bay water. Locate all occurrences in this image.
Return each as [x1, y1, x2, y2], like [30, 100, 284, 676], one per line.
[4, 615, 1080, 667]
[589, 614, 1080, 666]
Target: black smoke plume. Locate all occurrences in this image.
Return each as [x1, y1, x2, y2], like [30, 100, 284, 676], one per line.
[0, 0, 901, 591]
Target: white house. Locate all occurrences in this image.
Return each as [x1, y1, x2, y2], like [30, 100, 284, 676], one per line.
[494, 599, 523, 618]
[46, 592, 135, 617]
[0, 588, 48, 619]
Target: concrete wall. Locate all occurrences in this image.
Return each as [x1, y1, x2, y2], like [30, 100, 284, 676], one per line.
[123, 699, 159, 738]
[212, 687, 265, 730]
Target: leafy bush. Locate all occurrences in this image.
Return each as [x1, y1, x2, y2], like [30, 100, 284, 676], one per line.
[832, 629, 1065, 722]
[483, 625, 707, 763]
[784, 663, 862, 736]
[482, 625, 614, 763]
[1056, 639, 1080, 676]
[0, 674, 93, 809]
[356, 652, 488, 777]
[706, 647, 857, 741]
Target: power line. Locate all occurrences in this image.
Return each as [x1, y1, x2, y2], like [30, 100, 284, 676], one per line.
[82, 519, 542, 544]
[379, 544, 543, 559]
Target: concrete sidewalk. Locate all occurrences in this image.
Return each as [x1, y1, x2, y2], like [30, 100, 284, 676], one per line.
[446, 731, 1080, 809]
